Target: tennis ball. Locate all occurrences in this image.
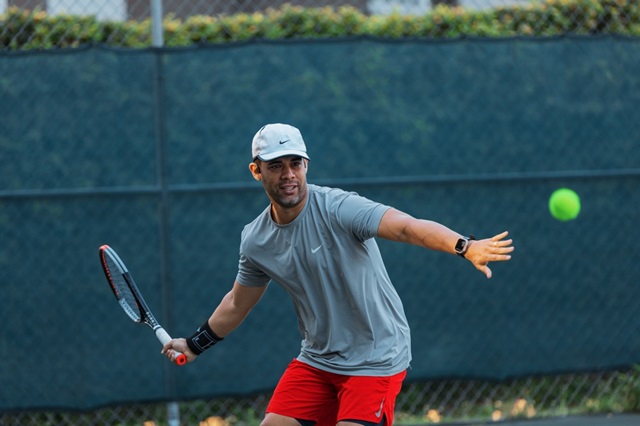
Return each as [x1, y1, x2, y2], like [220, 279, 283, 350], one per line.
[549, 188, 581, 221]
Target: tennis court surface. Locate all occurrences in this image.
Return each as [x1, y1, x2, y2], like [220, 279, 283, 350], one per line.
[447, 413, 640, 426]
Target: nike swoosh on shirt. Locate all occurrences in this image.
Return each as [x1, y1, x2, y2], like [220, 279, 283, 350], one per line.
[311, 244, 323, 253]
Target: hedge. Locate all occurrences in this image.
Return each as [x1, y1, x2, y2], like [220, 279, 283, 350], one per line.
[1, 0, 639, 50]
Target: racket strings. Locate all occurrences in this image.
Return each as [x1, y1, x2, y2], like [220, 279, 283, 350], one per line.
[102, 252, 143, 322]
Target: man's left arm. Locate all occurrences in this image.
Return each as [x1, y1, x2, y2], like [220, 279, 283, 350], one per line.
[376, 208, 514, 278]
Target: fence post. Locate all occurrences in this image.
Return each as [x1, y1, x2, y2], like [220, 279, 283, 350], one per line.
[150, 1, 178, 425]
[151, 0, 164, 47]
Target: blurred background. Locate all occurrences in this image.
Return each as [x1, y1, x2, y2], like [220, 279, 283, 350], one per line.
[1, 0, 639, 425]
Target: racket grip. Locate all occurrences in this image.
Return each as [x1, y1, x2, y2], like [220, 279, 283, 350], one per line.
[155, 327, 187, 366]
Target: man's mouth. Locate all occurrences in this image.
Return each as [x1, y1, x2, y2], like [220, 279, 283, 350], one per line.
[280, 184, 297, 195]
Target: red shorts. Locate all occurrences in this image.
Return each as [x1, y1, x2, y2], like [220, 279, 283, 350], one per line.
[266, 359, 406, 426]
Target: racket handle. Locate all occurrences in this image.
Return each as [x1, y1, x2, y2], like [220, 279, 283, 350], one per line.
[155, 327, 187, 366]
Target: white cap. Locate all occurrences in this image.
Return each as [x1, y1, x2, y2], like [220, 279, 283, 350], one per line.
[251, 123, 310, 162]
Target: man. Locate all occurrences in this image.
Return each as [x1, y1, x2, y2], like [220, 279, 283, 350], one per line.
[162, 123, 514, 426]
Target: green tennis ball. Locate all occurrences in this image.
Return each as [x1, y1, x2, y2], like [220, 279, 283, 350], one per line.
[549, 188, 581, 221]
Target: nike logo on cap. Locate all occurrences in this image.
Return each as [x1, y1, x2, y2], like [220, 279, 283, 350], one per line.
[279, 139, 290, 144]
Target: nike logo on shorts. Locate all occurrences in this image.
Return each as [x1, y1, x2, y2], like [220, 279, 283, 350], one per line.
[375, 398, 385, 418]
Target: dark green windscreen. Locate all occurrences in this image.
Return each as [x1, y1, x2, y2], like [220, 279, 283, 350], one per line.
[1, 37, 639, 410]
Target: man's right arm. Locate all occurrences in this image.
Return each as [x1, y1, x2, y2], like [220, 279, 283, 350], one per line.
[208, 281, 268, 337]
[161, 281, 267, 363]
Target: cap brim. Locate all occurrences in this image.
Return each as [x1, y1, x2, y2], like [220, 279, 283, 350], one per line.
[256, 149, 310, 161]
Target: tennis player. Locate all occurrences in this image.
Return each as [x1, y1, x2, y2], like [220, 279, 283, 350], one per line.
[162, 123, 514, 426]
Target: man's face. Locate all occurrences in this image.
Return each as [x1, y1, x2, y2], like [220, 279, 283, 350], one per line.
[258, 156, 308, 209]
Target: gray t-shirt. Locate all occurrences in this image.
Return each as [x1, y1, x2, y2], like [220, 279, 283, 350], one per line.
[236, 184, 411, 376]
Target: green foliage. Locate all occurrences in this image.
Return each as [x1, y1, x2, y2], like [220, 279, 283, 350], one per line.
[1, 0, 639, 50]
[567, 367, 640, 414]
[392, 369, 640, 424]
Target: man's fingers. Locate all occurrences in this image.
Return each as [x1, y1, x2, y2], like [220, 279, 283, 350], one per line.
[471, 232, 513, 278]
[161, 340, 176, 355]
[493, 239, 513, 248]
[488, 232, 514, 258]
[491, 231, 509, 241]
[481, 264, 492, 279]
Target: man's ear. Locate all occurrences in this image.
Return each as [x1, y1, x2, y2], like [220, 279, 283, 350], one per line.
[249, 162, 261, 181]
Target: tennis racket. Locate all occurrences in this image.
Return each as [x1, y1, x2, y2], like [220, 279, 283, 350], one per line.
[99, 244, 187, 366]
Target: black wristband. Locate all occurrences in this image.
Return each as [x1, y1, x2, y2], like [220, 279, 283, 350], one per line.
[186, 321, 224, 355]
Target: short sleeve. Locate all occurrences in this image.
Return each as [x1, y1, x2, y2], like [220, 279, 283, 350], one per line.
[333, 191, 391, 241]
[235, 243, 271, 288]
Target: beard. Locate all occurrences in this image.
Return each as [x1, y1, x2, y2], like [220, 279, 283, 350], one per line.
[266, 180, 308, 209]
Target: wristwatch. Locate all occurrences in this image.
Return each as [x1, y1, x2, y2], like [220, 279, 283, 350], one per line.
[454, 235, 476, 258]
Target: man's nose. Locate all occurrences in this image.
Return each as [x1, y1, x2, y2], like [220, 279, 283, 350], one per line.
[281, 165, 295, 178]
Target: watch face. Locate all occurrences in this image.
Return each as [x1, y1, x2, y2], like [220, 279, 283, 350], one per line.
[455, 238, 467, 253]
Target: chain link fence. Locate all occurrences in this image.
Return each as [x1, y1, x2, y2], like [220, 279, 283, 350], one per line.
[1, 370, 637, 424]
[2, 1, 640, 425]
